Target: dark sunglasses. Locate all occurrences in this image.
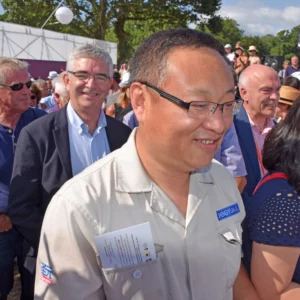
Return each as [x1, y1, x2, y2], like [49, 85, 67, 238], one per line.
[0, 81, 32, 91]
[31, 95, 36, 100]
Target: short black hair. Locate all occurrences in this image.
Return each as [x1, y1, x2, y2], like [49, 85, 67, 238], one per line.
[113, 71, 121, 84]
[283, 76, 300, 90]
[129, 28, 228, 87]
[263, 96, 300, 193]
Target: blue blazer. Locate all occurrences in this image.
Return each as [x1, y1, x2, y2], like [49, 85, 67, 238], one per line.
[234, 106, 261, 207]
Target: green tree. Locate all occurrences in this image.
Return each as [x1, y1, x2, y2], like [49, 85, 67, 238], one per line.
[105, 17, 186, 63]
[198, 17, 244, 47]
[259, 34, 276, 54]
[240, 35, 271, 57]
[270, 26, 300, 59]
[0, 0, 87, 36]
[0, 0, 222, 62]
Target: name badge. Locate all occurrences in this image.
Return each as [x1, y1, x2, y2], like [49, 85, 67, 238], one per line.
[216, 203, 240, 221]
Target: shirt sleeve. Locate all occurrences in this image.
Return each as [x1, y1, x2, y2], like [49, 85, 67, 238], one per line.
[249, 188, 300, 247]
[219, 124, 247, 177]
[123, 111, 138, 129]
[34, 108, 48, 118]
[35, 192, 106, 300]
[285, 66, 291, 77]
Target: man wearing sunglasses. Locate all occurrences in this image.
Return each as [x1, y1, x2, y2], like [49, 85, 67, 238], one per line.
[0, 58, 46, 300]
[8, 44, 131, 299]
[35, 29, 258, 300]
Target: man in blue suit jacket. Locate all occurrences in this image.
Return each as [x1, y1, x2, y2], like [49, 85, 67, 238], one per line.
[234, 64, 280, 207]
[8, 44, 131, 300]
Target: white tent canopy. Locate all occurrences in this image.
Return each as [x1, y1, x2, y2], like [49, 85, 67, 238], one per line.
[0, 21, 117, 64]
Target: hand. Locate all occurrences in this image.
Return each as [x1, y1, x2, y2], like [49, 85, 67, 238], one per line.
[0, 214, 12, 232]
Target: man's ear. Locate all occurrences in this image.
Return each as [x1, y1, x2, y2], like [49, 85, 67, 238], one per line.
[63, 73, 70, 92]
[130, 83, 146, 124]
[54, 92, 60, 101]
[239, 87, 248, 102]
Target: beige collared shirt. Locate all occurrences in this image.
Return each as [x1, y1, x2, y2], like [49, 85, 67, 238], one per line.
[35, 129, 245, 300]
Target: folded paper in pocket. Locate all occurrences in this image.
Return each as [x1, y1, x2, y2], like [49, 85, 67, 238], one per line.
[95, 222, 156, 269]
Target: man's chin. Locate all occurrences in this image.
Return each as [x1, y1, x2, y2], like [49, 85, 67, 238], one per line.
[262, 110, 276, 118]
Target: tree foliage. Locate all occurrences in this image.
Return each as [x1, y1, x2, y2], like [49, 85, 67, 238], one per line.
[268, 26, 300, 59]
[2, 1, 300, 62]
[198, 15, 300, 59]
[199, 17, 244, 47]
[0, 0, 86, 36]
[0, 0, 222, 63]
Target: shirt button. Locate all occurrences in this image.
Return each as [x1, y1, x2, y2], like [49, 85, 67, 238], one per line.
[8, 129, 12, 133]
[133, 269, 143, 279]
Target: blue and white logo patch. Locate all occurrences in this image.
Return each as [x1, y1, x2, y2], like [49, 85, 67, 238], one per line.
[216, 203, 240, 221]
[41, 262, 53, 285]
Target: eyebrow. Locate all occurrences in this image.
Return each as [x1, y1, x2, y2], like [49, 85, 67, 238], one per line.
[259, 86, 281, 91]
[7, 81, 30, 85]
[225, 87, 236, 94]
[73, 70, 109, 76]
[188, 87, 235, 95]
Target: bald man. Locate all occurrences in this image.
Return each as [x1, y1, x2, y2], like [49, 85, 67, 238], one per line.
[234, 65, 281, 205]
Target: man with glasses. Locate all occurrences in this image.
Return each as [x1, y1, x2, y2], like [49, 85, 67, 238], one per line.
[0, 58, 46, 300]
[8, 44, 131, 299]
[35, 29, 259, 299]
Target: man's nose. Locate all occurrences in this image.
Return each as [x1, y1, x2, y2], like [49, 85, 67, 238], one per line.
[204, 108, 226, 136]
[85, 76, 97, 88]
[270, 90, 279, 101]
[22, 84, 31, 94]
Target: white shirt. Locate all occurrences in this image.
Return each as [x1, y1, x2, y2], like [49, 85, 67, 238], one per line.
[227, 53, 235, 63]
[35, 129, 245, 300]
[119, 70, 130, 87]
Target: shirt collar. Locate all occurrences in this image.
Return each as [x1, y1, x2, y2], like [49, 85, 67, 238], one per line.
[114, 129, 214, 193]
[247, 112, 274, 130]
[67, 102, 107, 135]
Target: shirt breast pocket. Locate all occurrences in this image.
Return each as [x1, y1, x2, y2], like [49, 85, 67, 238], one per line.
[99, 252, 167, 300]
[219, 224, 243, 288]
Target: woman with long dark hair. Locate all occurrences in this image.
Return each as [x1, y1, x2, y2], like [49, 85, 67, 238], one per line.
[243, 96, 300, 299]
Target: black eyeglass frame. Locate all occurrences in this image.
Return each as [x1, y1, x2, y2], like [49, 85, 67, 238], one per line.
[0, 81, 32, 91]
[67, 71, 111, 81]
[139, 81, 243, 116]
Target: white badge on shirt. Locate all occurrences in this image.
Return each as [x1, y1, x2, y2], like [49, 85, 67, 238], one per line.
[94, 222, 156, 269]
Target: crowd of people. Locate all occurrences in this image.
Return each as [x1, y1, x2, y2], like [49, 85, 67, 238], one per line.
[0, 28, 300, 300]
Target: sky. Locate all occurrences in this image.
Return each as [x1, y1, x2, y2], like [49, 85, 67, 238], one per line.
[0, 0, 299, 36]
[220, 0, 300, 36]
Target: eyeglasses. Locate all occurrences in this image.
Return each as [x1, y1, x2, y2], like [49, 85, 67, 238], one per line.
[67, 71, 110, 82]
[0, 81, 32, 91]
[31, 95, 36, 100]
[140, 81, 243, 119]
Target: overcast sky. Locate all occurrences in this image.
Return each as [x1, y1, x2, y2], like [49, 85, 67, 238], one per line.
[220, 0, 300, 36]
[0, 0, 300, 36]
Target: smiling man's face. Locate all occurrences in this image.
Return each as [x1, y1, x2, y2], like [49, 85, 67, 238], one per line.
[133, 47, 235, 172]
[242, 67, 281, 118]
[65, 57, 112, 114]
